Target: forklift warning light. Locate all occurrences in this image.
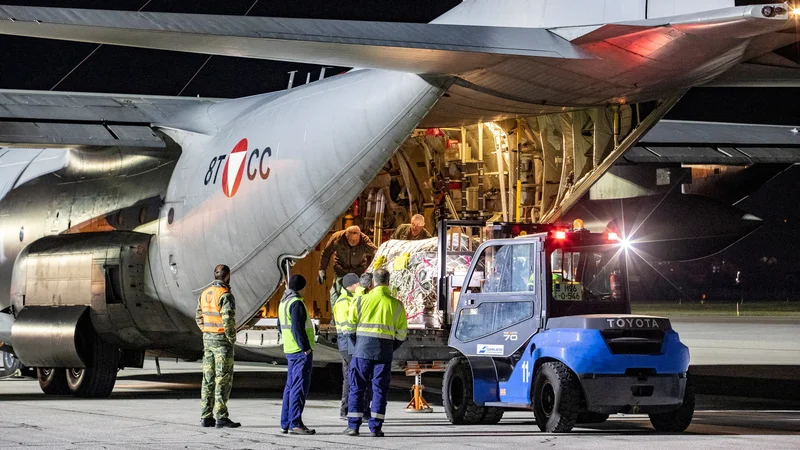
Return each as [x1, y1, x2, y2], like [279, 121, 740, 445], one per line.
[608, 232, 620, 241]
[554, 230, 567, 240]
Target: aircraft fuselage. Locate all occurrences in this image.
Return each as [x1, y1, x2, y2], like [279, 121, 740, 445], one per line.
[2, 69, 447, 358]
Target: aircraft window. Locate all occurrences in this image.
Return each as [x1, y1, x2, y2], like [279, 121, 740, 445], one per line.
[455, 300, 533, 342]
[139, 207, 148, 225]
[19, 227, 24, 242]
[167, 208, 175, 225]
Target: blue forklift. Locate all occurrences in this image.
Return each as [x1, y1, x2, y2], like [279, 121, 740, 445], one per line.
[441, 222, 694, 432]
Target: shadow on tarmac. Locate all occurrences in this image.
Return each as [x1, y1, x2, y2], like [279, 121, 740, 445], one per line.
[2, 369, 799, 435]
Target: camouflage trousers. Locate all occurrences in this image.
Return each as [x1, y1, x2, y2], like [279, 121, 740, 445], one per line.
[201, 335, 235, 420]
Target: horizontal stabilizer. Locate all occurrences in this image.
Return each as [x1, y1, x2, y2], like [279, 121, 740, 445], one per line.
[704, 63, 800, 87]
[627, 120, 800, 164]
[0, 6, 591, 74]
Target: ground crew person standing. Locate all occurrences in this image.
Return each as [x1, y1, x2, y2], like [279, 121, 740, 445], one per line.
[318, 226, 377, 305]
[343, 268, 407, 437]
[390, 214, 432, 240]
[196, 264, 240, 428]
[278, 275, 316, 435]
[333, 273, 371, 421]
[357, 273, 373, 296]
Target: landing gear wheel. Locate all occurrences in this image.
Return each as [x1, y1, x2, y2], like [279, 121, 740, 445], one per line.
[532, 361, 582, 433]
[37, 368, 70, 395]
[649, 376, 695, 432]
[66, 337, 119, 398]
[577, 412, 610, 424]
[2, 351, 24, 377]
[443, 357, 487, 425]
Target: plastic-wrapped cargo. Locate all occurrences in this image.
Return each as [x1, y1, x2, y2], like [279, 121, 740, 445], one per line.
[369, 234, 477, 328]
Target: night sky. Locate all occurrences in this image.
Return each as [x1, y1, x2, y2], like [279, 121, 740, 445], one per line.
[1, 0, 799, 299]
[0, 0, 461, 97]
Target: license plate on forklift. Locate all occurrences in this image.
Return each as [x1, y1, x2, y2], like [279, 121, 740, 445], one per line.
[553, 283, 582, 301]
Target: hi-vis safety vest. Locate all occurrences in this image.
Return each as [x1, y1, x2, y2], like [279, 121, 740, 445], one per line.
[349, 286, 408, 342]
[278, 296, 316, 354]
[333, 288, 354, 330]
[200, 284, 229, 334]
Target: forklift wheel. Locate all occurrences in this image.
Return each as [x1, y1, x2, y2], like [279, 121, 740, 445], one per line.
[443, 357, 488, 425]
[649, 376, 695, 432]
[532, 361, 582, 433]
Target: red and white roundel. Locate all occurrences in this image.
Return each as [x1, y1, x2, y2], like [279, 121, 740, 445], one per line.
[222, 138, 248, 198]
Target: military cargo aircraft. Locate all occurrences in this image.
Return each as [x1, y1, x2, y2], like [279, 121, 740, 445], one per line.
[0, 1, 798, 396]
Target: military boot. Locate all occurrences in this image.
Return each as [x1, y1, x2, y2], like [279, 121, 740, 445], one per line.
[200, 418, 215, 428]
[216, 418, 241, 428]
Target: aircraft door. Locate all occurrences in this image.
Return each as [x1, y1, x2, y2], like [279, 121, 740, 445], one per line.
[450, 239, 544, 358]
[156, 198, 186, 297]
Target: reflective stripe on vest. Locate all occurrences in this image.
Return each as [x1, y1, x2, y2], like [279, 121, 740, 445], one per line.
[353, 286, 406, 341]
[278, 296, 315, 353]
[333, 288, 353, 329]
[201, 285, 229, 334]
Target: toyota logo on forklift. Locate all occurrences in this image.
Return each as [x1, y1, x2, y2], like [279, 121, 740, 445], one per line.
[203, 138, 272, 197]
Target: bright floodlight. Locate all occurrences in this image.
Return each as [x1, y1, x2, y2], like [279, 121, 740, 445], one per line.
[620, 238, 631, 249]
[794, 7, 800, 15]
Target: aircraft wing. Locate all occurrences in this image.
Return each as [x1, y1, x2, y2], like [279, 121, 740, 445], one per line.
[704, 62, 800, 87]
[0, 90, 229, 147]
[0, 89, 224, 204]
[625, 120, 800, 164]
[0, 6, 591, 75]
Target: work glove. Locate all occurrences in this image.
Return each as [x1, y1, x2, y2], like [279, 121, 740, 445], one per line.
[318, 270, 326, 285]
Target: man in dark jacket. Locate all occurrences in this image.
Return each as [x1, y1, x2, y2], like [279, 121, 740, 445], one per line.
[390, 214, 432, 240]
[278, 275, 316, 435]
[318, 226, 378, 304]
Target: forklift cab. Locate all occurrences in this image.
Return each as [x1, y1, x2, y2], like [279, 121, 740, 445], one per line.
[449, 229, 628, 359]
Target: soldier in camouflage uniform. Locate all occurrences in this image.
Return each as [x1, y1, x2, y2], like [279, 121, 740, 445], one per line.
[196, 264, 241, 428]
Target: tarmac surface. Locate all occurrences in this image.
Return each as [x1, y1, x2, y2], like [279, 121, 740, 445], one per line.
[671, 317, 800, 366]
[1, 358, 799, 450]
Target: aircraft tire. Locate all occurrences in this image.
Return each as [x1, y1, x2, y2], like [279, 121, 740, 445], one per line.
[37, 367, 70, 395]
[66, 337, 119, 398]
[442, 357, 485, 425]
[649, 376, 695, 432]
[2, 351, 24, 377]
[532, 361, 581, 433]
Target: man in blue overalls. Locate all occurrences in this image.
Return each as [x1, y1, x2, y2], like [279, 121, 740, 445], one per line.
[342, 269, 408, 437]
[278, 275, 316, 435]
